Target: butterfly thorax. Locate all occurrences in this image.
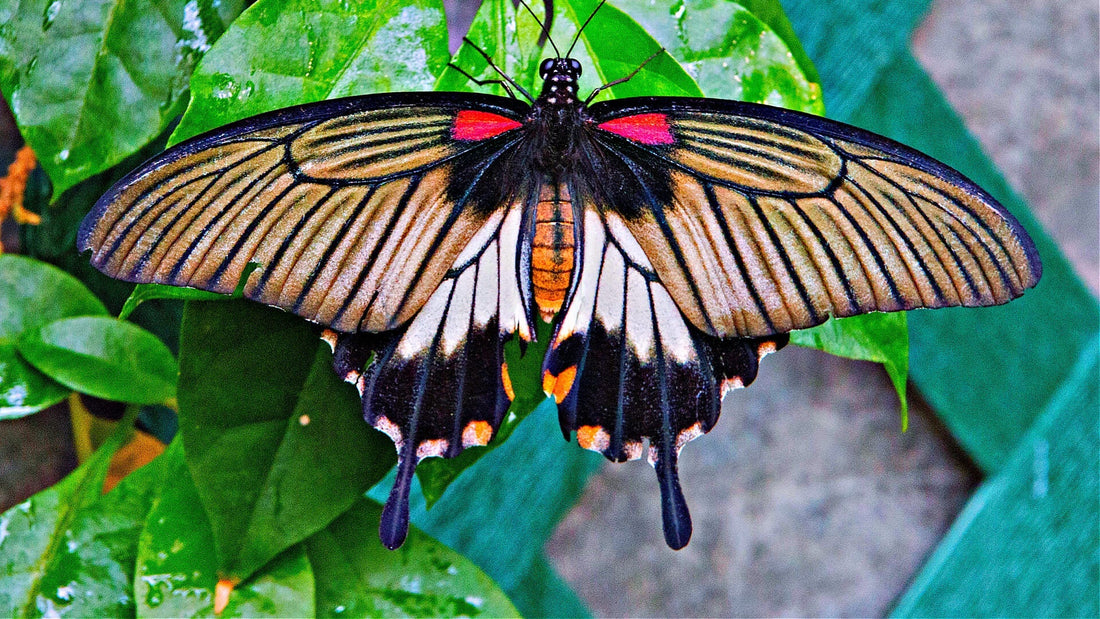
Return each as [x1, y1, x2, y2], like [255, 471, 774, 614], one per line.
[527, 57, 592, 170]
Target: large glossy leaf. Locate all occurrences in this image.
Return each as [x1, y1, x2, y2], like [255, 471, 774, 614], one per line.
[136, 440, 315, 618]
[172, 0, 451, 143]
[0, 406, 155, 618]
[177, 301, 396, 582]
[18, 316, 177, 405]
[0, 255, 106, 419]
[0, 0, 245, 196]
[617, 0, 823, 113]
[307, 498, 518, 617]
[711, 0, 819, 84]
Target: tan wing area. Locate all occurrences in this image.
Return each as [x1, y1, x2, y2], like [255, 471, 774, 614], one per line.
[602, 110, 1041, 338]
[80, 104, 515, 333]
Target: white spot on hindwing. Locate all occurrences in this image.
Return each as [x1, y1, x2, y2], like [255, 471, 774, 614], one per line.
[439, 268, 475, 356]
[651, 284, 695, 363]
[374, 415, 404, 449]
[498, 208, 532, 341]
[553, 210, 605, 345]
[624, 269, 654, 362]
[396, 279, 453, 359]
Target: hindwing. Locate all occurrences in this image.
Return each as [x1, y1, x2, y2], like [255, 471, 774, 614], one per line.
[543, 198, 788, 549]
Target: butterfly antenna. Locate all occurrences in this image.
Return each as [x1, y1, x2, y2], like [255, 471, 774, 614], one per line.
[448, 61, 518, 99]
[460, 37, 535, 102]
[566, 0, 607, 58]
[584, 46, 664, 104]
[516, 0, 558, 56]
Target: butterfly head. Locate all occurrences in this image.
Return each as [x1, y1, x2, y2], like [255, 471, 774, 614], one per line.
[537, 57, 582, 107]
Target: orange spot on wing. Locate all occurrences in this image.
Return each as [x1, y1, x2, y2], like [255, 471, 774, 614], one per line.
[542, 365, 577, 403]
[576, 425, 610, 452]
[452, 110, 522, 141]
[462, 420, 493, 447]
[501, 362, 515, 401]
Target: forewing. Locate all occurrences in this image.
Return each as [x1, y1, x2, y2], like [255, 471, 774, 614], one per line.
[78, 93, 528, 333]
[587, 98, 1042, 338]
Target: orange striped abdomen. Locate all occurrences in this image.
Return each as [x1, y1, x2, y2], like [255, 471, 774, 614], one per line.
[532, 184, 575, 322]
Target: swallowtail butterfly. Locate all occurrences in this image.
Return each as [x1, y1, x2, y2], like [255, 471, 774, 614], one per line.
[78, 4, 1040, 550]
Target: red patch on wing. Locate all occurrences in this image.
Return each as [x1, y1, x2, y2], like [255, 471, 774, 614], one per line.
[597, 113, 675, 145]
[452, 110, 523, 141]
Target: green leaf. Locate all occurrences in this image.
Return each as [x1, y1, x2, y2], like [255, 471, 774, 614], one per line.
[171, 0, 451, 143]
[177, 301, 396, 582]
[791, 312, 910, 428]
[0, 255, 107, 418]
[721, 0, 820, 84]
[117, 262, 260, 320]
[559, 0, 701, 100]
[307, 498, 519, 617]
[437, 0, 699, 100]
[136, 440, 315, 618]
[17, 316, 178, 405]
[617, 0, 824, 113]
[0, 406, 155, 618]
[0, 0, 246, 196]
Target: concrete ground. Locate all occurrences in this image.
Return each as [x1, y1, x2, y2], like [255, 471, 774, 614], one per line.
[547, 0, 1099, 616]
[0, 0, 1095, 616]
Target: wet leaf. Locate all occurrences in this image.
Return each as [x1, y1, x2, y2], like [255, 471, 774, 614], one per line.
[18, 316, 177, 405]
[618, 0, 824, 113]
[0, 0, 245, 196]
[172, 0, 450, 143]
[177, 301, 396, 582]
[308, 498, 518, 617]
[135, 440, 315, 618]
[0, 255, 106, 419]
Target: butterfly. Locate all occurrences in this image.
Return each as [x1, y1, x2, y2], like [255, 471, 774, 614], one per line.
[77, 4, 1041, 551]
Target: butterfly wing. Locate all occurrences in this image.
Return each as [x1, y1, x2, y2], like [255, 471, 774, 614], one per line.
[79, 92, 531, 334]
[545, 97, 1041, 549]
[79, 92, 540, 550]
[584, 97, 1042, 338]
[542, 196, 790, 548]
